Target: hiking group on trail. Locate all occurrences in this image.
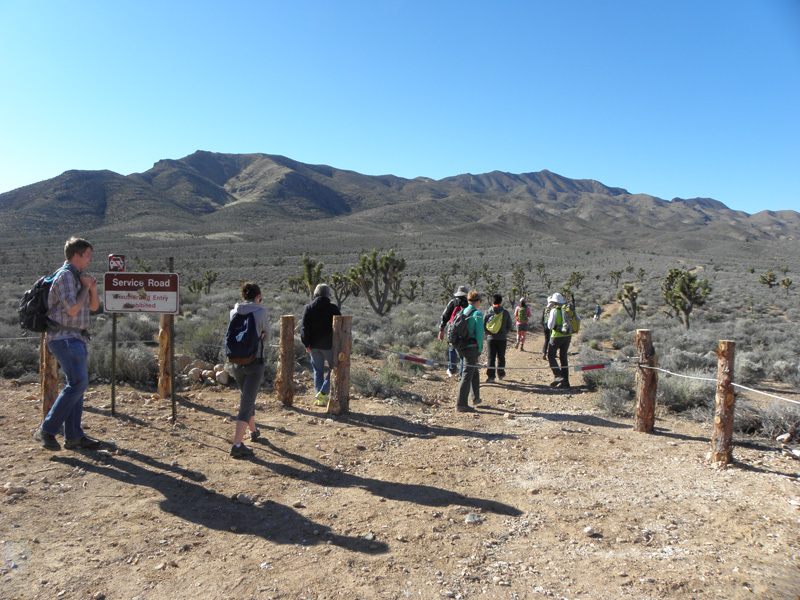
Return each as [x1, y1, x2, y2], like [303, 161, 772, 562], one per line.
[439, 285, 580, 412]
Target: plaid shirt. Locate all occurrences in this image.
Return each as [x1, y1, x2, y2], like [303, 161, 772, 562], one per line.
[46, 262, 90, 342]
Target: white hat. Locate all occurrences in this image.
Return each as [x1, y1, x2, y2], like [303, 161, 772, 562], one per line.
[548, 293, 565, 304]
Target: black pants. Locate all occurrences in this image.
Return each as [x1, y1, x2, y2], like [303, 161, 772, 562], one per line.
[486, 339, 507, 379]
[542, 325, 551, 356]
[547, 335, 571, 383]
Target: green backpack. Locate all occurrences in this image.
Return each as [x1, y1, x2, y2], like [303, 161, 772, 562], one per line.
[486, 311, 503, 334]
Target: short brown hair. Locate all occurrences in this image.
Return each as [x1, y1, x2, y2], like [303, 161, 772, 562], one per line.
[64, 237, 93, 260]
[240, 282, 261, 302]
[467, 290, 481, 304]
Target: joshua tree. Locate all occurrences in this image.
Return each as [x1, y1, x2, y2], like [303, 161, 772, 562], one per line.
[301, 254, 324, 298]
[349, 249, 406, 316]
[609, 270, 623, 287]
[662, 268, 712, 330]
[329, 271, 357, 308]
[617, 283, 640, 321]
[781, 278, 793, 297]
[760, 268, 779, 288]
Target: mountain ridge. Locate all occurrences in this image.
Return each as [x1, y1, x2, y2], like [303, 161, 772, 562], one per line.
[0, 150, 796, 247]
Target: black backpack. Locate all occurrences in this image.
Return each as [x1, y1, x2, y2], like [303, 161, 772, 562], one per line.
[19, 267, 77, 333]
[447, 306, 473, 349]
[225, 312, 260, 364]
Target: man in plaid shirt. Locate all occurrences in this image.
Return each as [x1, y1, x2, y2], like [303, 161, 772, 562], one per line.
[33, 237, 101, 451]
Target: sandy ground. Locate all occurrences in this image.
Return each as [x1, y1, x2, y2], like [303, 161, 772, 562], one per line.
[2, 337, 799, 600]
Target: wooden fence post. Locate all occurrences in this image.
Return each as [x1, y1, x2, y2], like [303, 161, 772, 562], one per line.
[711, 340, 736, 465]
[633, 329, 658, 433]
[275, 315, 295, 406]
[328, 315, 352, 415]
[40, 333, 58, 419]
[158, 314, 172, 399]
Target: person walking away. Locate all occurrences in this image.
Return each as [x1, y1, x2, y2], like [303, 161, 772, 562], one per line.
[455, 291, 484, 412]
[593, 304, 602, 322]
[33, 237, 101, 451]
[439, 285, 469, 378]
[483, 294, 512, 382]
[546, 293, 572, 389]
[301, 284, 342, 406]
[227, 282, 271, 458]
[514, 298, 531, 351]
[541, 298, 555, 360]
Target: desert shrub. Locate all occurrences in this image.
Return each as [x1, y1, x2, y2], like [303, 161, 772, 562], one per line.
[0, 342, 39, 377]
[178, 314, 226, 364]
[350, 368, 382, 397]
[757, 402, 800, 439]
[579, 322, 611, 345]
[661, 348, 716, 373]
[769, 360, 800, 385]
[378, 366, 407, 395]
[114, 345, 158, 384]
[735, 353, 767, 385]
[598, 386, 634, 417]
[657, 371, 715, 413]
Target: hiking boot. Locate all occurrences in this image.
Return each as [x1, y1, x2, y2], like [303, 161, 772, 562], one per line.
[456, 405, 475, 413]
[520, 344, 524, 351]
[558, 380, 571, 389]
[230, 443, 254, 458]
[472, 397, 482, 405]
[64, 436, 101, 450]
[33, 428, 60, 451]
[485, 377, 496, 383]
[549, 378, 564, 387]
[315, 391, 329, 406]
[446, 369, 456, 378]
[249, 429, 260, 442]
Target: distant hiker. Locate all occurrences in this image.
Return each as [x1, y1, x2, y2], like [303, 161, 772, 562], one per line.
[546, 292, 572, 389]
[514, 298, 532, 351]
[455, 291, 484, 412]
[301, 284, 342, 407]
[439, 285, 469, 378]
[593, 304, 602, 322]
[541, 297, 554, 360]
[33, 237, 101, 452]
[226, 281, 271, 458]
[483, 294, 513, 382]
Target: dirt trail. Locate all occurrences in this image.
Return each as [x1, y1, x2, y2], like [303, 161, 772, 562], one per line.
[1, 333, 799, 600]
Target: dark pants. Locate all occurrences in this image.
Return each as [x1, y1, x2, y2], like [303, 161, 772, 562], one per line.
[547, 335, 571, 384]
[542, 325, 551, 356]
[456, 346, 480, 407]
[486, 339, 507, 379]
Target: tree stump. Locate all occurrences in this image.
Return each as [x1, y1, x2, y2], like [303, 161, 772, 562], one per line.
[329, 315, 352, 415]
[711, 340, 736, 465]
[633, 329, 657, 432]
[275, 315, 295, 407]
[158, 314, 172, 399]
[40, 333, 58, 420]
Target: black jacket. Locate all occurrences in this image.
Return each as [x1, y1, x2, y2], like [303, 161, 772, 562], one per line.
[300, 296, 341, 350]
[439, 296, 469, 331]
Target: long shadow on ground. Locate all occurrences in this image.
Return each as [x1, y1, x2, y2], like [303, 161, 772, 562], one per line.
[52, 451, 387, 554]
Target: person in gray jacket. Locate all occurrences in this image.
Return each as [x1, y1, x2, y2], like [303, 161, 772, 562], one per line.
[228, 282, 271, 458]
[483, 294, 513, 382]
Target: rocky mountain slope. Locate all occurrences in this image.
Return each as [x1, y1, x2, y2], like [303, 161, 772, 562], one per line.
[1, 151, 798, 247]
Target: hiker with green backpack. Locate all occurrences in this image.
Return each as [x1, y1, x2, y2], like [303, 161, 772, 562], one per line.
[483, 294, 513, 382]
[453, 291, 484, 412]
[545, 292, 579, 389]
[514, 298, 532, 351]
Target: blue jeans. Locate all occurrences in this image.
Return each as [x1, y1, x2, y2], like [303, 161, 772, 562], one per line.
[447, 346, 464, 376]
[310, 348, 333, 395]
[42, 337, 88, 440]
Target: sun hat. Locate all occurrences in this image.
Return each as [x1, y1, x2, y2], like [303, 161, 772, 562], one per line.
[548, 293, 565, 304]
[453, 285, 468, 297]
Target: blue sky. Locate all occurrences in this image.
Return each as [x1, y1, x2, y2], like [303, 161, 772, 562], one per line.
[1, 0, 798, 214]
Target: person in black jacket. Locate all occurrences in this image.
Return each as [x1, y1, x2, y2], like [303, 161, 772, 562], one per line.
[483, 294, 513, 382]
[438, 285, 469, 378]
[301, 284, 341, 406]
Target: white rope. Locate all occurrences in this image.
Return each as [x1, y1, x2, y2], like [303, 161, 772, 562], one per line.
[638, 364, 800, 406]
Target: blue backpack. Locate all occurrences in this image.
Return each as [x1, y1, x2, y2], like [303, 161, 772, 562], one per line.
[225, 312, 260, 364]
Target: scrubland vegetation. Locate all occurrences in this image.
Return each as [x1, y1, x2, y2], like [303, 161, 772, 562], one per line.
[1, 231, 798, 439]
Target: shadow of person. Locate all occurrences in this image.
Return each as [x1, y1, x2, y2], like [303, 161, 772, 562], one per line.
[254, 439, 523, 517]
[51, 451, 387, 554]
